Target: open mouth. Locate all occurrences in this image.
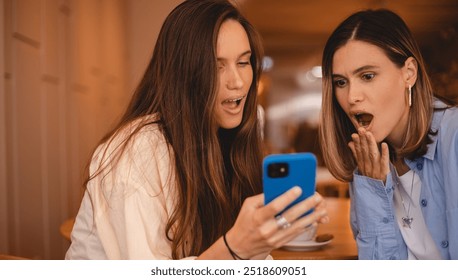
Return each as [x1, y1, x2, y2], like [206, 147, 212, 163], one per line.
[222, 95, 246, 109]
[354, 112, 373, 128]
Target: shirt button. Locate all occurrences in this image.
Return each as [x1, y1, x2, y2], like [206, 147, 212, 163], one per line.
[441, 241, 449, 248]
[382, 217, 389, 224]
[421, 199, 427, 207]
[389, 256, 397, 260]
[416, 162, 423, 170]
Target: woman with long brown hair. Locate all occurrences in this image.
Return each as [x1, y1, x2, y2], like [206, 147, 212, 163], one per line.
[66, 0, 327, 260]
[319, 9, 458, 259]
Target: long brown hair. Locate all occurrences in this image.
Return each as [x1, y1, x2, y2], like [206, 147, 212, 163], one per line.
[319, 9, 436, 181]
[88, 0, 264, 258]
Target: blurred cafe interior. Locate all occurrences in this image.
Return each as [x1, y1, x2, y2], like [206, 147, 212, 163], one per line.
[1, 0, 457, 260]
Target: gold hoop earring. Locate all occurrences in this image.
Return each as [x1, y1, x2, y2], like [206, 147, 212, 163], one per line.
[408, 85, 412, 107]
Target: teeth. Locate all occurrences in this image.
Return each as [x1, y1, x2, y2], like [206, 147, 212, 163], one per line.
[223, 96, 245, 104]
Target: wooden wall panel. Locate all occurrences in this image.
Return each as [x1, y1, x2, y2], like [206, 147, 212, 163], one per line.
[126, 0, 184, 93]
[99, 0, 127, 135]
[61, 0, 83, 217]
[1, 0, 133, 259]
[66, 0, 101, 204]
[43, 0, 60, 79]
[0, 0, 8, 253]
[42, 82, 68, 258]
[13, 41, 44, 259]
[69, 0, 101, 86]
[13, 0, 41, 46]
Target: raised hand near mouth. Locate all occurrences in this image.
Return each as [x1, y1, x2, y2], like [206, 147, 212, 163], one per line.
[348, 127, 390, 183]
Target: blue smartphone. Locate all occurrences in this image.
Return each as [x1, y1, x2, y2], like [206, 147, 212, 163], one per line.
[263, 153, 317, 215]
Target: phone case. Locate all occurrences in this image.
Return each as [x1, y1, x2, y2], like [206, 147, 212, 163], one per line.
[263, 153, 317, 215]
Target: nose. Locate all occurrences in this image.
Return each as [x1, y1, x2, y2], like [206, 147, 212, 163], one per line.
[347, 84, 364, 104]
[226, 66, 244, 90]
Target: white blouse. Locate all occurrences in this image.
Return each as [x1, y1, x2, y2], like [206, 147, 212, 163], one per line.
[66, 116, 188, 259]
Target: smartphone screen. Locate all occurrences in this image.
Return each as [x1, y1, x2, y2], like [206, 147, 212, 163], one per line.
[263, 153, 317, 215]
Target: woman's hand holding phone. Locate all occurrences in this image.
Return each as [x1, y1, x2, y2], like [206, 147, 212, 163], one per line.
[224, 182, 328, 260]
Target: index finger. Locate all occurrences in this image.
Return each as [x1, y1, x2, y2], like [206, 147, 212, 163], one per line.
[258, 186, 302, 221]
[380, 142, 390, 180]
[350, 133, 365, 173]
[366, 131, 380, 163]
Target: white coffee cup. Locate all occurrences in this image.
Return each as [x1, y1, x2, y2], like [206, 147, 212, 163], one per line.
[288, 224, 317, 243]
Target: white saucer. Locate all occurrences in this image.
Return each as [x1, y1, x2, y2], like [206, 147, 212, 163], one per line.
[281, 239, 332, 251]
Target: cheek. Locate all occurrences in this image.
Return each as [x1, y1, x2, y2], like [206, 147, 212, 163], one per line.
[378, 82, 405, 107]
[383, 73, 405, 98]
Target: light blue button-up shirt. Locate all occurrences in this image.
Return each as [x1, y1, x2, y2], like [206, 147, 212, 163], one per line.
[349, 99, 458, 259]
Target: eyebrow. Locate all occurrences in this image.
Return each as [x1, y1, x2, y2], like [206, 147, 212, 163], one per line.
[332, 65, 379, 78]
[217, 50, 252, 61]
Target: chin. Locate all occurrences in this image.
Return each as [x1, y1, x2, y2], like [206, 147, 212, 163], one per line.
[219, 119, 242, 129]
[373, 132, 386, 144]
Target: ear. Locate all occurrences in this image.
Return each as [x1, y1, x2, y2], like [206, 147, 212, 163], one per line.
[403, 57, 418, 87]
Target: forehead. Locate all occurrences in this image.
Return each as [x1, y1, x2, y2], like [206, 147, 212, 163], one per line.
[332, 40, 393, 73]
[216, 19, 251, 56]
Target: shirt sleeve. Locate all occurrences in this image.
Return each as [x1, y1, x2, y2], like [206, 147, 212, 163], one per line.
[69, 126, 180, 259]
[102, 128, 178, 259]
[349, 171, 407, 259]
[439, 108, 458, 259]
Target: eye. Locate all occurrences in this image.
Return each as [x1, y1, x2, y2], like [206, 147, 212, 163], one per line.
[333, 78, 347, 88]
[361, 73, 375, 81]
[237, 61, 251, 67]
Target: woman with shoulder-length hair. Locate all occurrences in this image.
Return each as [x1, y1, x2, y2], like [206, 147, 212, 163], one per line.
[319, 9, 458, 259]
[66, 0, 328, 260]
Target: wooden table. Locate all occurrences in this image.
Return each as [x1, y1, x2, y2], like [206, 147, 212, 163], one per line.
[271, 197, 358, 260]
[60, 199, 358, 260]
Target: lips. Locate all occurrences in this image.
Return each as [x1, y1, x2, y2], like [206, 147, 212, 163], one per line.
[353, 112, 373, 128]
[222, 95, 246, 110]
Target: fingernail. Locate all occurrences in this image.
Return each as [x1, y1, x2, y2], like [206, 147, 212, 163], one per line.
[292, 186, 302, 195]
